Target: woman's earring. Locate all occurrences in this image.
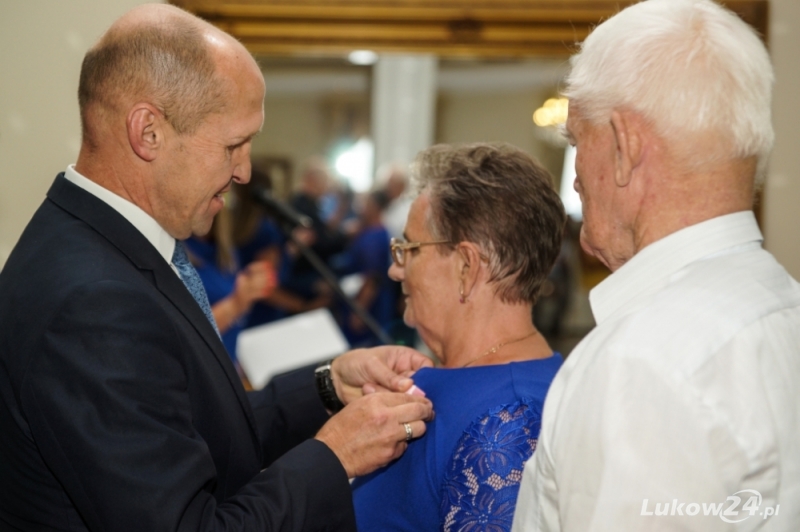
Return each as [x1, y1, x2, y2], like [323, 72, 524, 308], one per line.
[459, 282, 466, 304]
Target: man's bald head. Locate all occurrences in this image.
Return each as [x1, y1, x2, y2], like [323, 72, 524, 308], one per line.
[78, 4, 243, 147]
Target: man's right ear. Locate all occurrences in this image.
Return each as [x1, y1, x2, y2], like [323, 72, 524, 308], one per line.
[610, 109, 644, 188]
[127, 104, 163, 162]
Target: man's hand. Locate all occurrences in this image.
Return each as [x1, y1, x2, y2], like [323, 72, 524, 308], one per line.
[331, 346, 433, 405]
[315, 392, 433, 478]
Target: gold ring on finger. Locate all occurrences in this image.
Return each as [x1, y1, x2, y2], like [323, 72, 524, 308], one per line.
[403, 422, 413, 442]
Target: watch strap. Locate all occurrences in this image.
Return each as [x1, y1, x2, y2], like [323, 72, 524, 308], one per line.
[315, 359, 345, 413]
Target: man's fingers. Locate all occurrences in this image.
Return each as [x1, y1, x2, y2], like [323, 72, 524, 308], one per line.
[315, 390, 435, 477]
[369, 391, 431, 409]
[362, 383, 390, 394]
[406, 351, 434, 371]
[365, 356, 414, 393]
[332, 346, 432, 399]
[386, 346, 434, 375]
[391, 397, 434, 424]
[399, 420, 427, 442]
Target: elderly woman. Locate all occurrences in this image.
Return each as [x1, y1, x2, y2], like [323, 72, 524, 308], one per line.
[351, 142, 566, 531]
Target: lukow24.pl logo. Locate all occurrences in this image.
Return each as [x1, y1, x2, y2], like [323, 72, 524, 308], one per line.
[641, 490, 779, 523]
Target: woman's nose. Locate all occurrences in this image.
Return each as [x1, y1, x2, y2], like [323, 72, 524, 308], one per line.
[388, 261, 403, 282]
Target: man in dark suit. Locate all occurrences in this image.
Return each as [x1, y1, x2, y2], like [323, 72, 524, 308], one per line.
[0, 4, 433, 531]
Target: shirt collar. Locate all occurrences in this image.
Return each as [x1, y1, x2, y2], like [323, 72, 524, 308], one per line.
[589, 211, 763, 325]
[64, 165, 176, 266]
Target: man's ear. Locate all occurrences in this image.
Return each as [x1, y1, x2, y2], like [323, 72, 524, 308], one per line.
[610, 109, 644, 187]
[456, 241, 483, 299]
[127, 103, 164, 162]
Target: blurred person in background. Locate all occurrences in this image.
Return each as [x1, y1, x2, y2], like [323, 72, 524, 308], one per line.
[184, 202, 277, 366]
[334, 190, 395, 347]
[285, 159, 348, 305]
[378, 162, 414, 241]
[375, 163, 418, 346]
[321, 178, 359, 236]
[229, 171, 330, 328]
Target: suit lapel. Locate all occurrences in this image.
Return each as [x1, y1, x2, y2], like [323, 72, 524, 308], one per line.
[46, 174, 262, 453]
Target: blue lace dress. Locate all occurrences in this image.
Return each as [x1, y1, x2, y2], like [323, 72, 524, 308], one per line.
[351, 355, 562, 531]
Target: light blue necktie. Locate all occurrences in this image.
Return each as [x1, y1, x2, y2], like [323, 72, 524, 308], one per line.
[172, 241, 220, 336]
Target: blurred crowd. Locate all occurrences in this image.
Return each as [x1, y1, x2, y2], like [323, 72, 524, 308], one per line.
[182, 159, 412, 364]
[184, 156, 576, 368]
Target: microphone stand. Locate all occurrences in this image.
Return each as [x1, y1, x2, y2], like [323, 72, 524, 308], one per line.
[277, 219, 394, 346]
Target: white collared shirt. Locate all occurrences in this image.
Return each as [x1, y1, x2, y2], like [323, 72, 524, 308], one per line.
[64, 165, 179, 275]
[513, 211, 800, 532]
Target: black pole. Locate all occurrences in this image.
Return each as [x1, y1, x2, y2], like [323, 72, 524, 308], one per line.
[283, 226, 393, 346]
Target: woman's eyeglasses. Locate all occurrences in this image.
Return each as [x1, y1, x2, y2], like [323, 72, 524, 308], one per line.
[390, 238, 451, 267]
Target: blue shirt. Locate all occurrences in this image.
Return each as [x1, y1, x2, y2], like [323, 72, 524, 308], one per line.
[336, 225, 395, 346]
[352, 355, 562, 531]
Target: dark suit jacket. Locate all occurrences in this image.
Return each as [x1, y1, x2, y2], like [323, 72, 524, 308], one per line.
[0, 175, 356, 531]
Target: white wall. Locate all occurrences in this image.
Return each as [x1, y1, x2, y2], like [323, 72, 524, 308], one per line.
[436, 89, 565, 182]
[764, 0, 800, 279]
[254, 96, 328, 180]
[0, 0, 157, 265]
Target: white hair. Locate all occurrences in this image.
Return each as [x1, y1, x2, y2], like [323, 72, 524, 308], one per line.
[565, 0, 774, 184]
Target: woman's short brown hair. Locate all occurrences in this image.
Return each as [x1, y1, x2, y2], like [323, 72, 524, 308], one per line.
[411, 142, 566, 305]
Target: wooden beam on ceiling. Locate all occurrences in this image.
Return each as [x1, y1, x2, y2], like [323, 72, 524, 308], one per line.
[171, 0, 769, 58]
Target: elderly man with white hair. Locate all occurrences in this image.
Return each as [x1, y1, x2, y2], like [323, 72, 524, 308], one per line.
[512, 0, 800, 531]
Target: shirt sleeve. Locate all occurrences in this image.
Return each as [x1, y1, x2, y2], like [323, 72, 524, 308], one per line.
[439, 400, 542, 532]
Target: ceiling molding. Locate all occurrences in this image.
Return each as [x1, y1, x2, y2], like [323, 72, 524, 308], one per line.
[171, 0, 769, 58]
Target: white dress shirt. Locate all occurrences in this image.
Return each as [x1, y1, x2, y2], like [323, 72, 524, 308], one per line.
[512, 211, 800, 532]
[64, 165, 179, 275]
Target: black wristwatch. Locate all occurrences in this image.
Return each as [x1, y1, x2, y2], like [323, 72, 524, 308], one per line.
[315, 359, 345, 413]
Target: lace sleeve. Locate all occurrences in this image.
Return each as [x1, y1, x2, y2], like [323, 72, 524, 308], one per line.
[439, 400, 542, 532]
